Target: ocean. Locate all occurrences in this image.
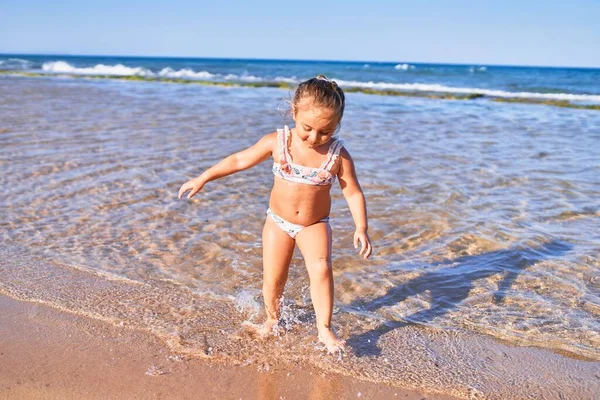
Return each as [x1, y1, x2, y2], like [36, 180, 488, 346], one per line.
[1, 54, 599, 399]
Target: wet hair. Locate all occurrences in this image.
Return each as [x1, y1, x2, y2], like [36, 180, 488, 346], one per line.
[292, 75, 346, 120]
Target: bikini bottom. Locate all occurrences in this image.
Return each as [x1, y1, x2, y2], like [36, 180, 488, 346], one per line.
[266, 208, 329, 239]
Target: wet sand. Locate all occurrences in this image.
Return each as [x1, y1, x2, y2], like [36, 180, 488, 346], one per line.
[0, 295, 456, 400]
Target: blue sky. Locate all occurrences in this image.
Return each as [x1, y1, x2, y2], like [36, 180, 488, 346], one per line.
[1, 1, 599, 67]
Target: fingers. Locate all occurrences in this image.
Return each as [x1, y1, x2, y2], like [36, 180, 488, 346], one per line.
[356, 235, 372, 259]
[187, 187, 199, 199]
[178, 184, 188, 199]
[178, 182, 198, 199]
[353, 235, 359, 249]
[359, 237, 367, 257]
[363, 240, 372, 259]
[178, 183, 193, 199]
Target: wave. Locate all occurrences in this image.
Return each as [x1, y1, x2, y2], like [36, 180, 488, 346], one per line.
[157, 67, 216, 79]
[273, 75, 299, 84]
[334, 78, 600, 102]
[469, 66, 487, 73]
[0, 58, 33, 69]
[394, 63, 415, 70]
[223, 73, 262, 82]
[4, 58, 31, 64]
[42, 61, 154, 76]
[4, 61, 599, 104]
[40, 61, 265, 82]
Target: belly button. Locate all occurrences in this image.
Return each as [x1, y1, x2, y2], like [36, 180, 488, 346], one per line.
[295, 211, 300, 215]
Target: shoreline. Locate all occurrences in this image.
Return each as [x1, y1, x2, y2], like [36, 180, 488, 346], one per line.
[1, 243, 599, 399]
[1, 70, 599, 110]
[0, 294, 456, 400]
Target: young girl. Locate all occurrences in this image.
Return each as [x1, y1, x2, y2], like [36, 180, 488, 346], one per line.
[178, 75, 372, 353]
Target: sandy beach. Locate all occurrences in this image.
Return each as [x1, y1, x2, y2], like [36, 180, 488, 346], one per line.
[0, 294, 457, 400]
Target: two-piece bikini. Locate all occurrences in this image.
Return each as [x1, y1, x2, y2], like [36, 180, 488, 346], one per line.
[269, 125, 344, 238]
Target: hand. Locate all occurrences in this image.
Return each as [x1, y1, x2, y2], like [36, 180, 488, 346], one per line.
[353, 228, 372, 259]
[178, 177, 205, 199]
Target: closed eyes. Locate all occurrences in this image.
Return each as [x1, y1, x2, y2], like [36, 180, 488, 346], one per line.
[303, 125, 332, 135]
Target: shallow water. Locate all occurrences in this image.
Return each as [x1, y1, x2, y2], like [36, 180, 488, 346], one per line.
[1, 75, 599, 399]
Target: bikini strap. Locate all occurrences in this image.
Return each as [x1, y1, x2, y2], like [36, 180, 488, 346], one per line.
[323, 139, 344, 171]
[277, 126, 291, 164]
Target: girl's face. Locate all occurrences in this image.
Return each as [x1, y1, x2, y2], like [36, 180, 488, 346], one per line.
[293, 102, 340, 149]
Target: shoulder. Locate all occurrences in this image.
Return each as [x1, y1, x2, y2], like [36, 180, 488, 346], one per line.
[338, 144, 352, 161]
[243, 131, 278, 155]
[253, 131, 277, 147]
[261, 131, 278, 143]
[331, 141, 353, 176]
[256, 131, 278, 156]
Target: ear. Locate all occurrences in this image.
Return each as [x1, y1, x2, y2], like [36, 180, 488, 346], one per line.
[291, 105, 296, 120]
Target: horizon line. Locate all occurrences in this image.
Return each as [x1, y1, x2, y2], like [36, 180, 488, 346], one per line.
[1, 52, 599, 70]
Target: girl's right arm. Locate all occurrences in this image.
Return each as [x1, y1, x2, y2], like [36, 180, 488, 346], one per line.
[178, 132, 276, 199]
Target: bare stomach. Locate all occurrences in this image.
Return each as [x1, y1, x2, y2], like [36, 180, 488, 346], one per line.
[268, 177, 332, 226]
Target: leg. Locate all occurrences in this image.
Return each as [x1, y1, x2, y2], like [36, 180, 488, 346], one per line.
[295, 221, 345, 353]
[261, 215, 295, 335]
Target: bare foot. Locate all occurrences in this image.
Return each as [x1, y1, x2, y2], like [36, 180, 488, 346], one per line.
[317, 326, 346, 354]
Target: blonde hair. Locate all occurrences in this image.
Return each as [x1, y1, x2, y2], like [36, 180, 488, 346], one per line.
[292, 75, 345, 119]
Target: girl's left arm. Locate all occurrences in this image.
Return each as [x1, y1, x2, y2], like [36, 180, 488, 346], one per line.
[338, 148, 372, 259]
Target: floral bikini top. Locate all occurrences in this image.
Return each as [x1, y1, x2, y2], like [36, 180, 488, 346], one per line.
[272, 125, 344, 186]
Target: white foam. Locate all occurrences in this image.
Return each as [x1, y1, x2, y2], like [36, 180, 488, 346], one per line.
[274, 76, 299, 84]
[223, 73, 262, 82]
[158, 67, 216, 79]
[230, 289, 261, 319]
[394, 63, 415, 71]
[42, 61, 154, 76]
[469, 66, 487, 73]
[334, 78, 600, 102]
[240, 74, 262, 82]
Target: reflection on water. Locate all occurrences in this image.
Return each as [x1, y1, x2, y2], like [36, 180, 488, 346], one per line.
[1, 76, 599, 399]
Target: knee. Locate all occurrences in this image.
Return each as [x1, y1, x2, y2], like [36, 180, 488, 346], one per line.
[309, 258, 332, 282]
[263, 276, 286, 292]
